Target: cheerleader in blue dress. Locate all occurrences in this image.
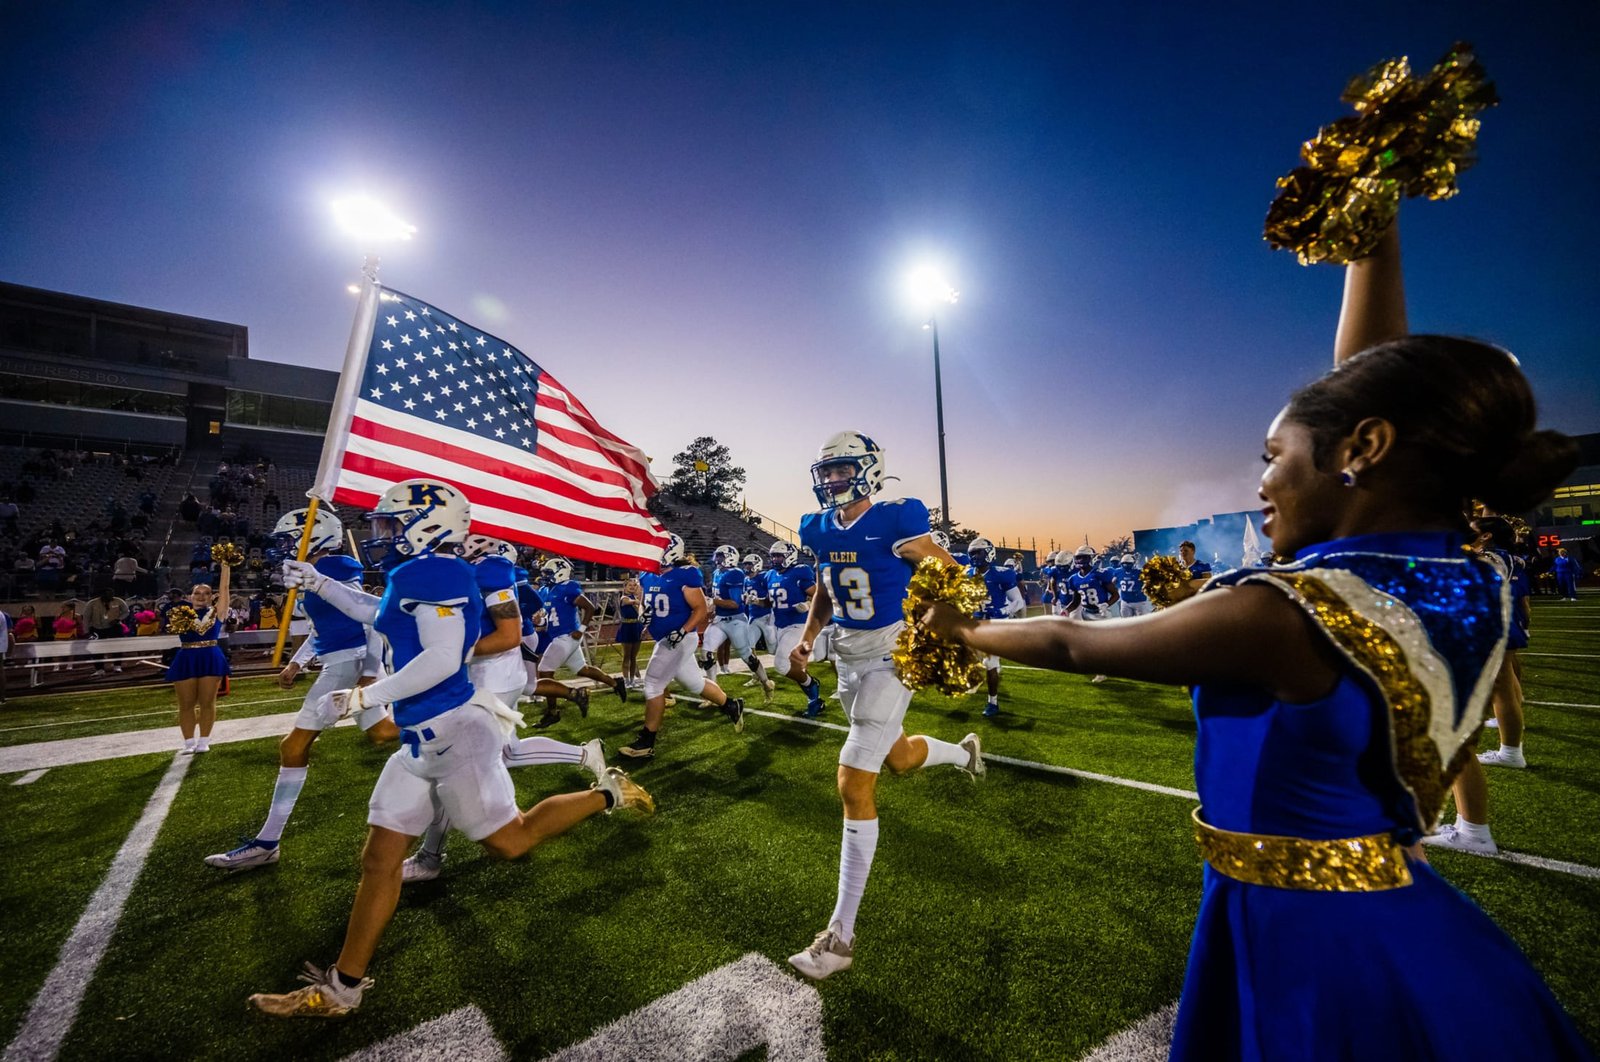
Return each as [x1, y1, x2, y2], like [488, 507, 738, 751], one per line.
[924, 223, 1593, 1059]
[168, 554, 231, 754]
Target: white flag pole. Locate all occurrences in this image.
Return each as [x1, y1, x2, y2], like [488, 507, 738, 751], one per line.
[309, 254, 383, 504]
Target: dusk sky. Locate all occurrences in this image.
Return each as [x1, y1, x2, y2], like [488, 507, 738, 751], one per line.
[3, 2, 1596, 550]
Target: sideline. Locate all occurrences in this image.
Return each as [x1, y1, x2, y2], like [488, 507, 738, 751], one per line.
[0, 693, 301, 734]
[3, 753, 192, 1062]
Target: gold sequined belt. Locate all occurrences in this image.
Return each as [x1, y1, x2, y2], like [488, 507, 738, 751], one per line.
[180, 640, 219, 648]
[1191, 807, 1413, 892]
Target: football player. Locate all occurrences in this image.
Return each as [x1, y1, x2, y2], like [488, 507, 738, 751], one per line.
[620, 534, 746, 758]
[536, 557, 628, 725]
[742, 552, 778, 693]
[1065, 546, 1119, 683]
[252, 481, 652, 1018]
[1114, 552, 1152, 617]
[966, 536, 1025, 718]
[787, 432, 984, 981]
[1179, 540, 1213, 585]
[763, 540, 826, 717]
[703, 543, 774, 697]
[400, 535, 607, 883]
[204, 507, 388, 872]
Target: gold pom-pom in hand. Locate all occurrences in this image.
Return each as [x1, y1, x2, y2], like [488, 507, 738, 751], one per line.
[1140, 556, 1193, 610]
[211, 542, 246, 567]
[165, 605, 199, 635]
[893, 557, 991, 694]
[1265, 41, 1498, 265]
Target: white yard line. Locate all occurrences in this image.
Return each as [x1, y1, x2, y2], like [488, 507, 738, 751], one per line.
[12, 768, 47, 785]
[0, 711, 343, 774]
[1521, 653, 1600, 660]
[0, 694, 302, 734]
[1526, 700, 1600, 710]
[3, 753, 192, 1062]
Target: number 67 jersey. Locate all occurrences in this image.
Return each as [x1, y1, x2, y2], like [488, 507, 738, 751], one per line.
[800, 497, 930, 633]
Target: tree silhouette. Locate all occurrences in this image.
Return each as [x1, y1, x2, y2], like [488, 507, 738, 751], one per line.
[668, 436, 747, 508]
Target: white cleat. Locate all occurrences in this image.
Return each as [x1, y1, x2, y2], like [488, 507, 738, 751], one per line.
[1422, 823, 1499, 855]
[958, 732, 986, 779]
[579, 738, 608, 779]
[401, 851, 444, 884]
[1090, 674, 1107, 684]
[204, 838, 281, 873]
[1478, 747, 1527, 769]
[788, 925, 854, 980]
[1484, 717, 1499, 729]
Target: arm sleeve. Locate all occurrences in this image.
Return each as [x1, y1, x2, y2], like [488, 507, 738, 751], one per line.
[356, 605, 464, 707]
[361, 627, 386, 679]
[309, 578, 381, 625]
[289, 625, 317, 667]
[1004, 587, 1026, 616]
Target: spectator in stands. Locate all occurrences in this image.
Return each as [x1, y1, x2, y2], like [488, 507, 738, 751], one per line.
[12, 552, 35, 596]
[113, 551, 148, 594]
[156, 588, 186, 625]
[257, 594, 280, 631]
[139, 489, 158, 515]
[36, 539, 65, 591]
[0, 497, 18, 535]
[180, 492, 201, 523]
[135, 608, 161, 636]
[263, 489, 281, 516]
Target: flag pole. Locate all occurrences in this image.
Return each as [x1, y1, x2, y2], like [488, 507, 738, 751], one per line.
[271, 255, 384, 666]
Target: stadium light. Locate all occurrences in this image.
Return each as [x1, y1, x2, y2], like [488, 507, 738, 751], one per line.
[904, 263, 957, 533]
[330, 195, 417, 244]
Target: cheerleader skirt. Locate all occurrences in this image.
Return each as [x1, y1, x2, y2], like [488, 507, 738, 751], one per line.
[166, 644, 230, 681]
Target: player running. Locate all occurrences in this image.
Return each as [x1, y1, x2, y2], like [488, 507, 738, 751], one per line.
[249, 480, 652, 1018]
[702, 543, 775, 697]
[762, 540, 826, 717]
[1114, 552, 1152, 617]
[966, 535, 1024, 718]
[786, 432, 984, 981]
[534, 557, 627, 726]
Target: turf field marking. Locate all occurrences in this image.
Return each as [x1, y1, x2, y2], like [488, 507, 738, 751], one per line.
[0, 711, 339, 774]
[1521, 653, 1600, 659]
[542, 952, 825, 1062]
[0, 694, 302, 734]
[3, 752, 191, 1062]
[1078, 1001, 1177, 1061]
[1480, 849, 1600, 881]
[12, 768, 47, 785]
[1526, 700, 1600, 710]
[341, 1005, 506, 1062]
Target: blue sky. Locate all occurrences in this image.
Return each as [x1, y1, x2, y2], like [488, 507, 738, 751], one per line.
[3, 2, 1595, 548]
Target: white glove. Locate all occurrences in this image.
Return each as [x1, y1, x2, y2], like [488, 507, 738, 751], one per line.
[329, 686, 363, 720]
[282, 560, 326, 594]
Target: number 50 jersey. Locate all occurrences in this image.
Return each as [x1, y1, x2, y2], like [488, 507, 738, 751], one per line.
[799, 497, 930, 631]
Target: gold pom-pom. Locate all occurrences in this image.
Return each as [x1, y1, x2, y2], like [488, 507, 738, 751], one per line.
[1140, 556, 1192, 610]
[1265, 41, 1497, 265]
[211, 542, 246, 567]
[166, 605, 199, 635]
[893, 557, 991, 695]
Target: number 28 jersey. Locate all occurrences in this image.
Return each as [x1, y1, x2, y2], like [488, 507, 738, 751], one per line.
[799, 497, 930, 632]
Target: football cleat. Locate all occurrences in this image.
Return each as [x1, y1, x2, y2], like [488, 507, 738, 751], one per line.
[788, 926, 854, 980]
[801, 699, 825, 719]
[579, 737, 607, 779]
[958, 732, 986, 779]
[724, 697, 746, 732]
[574, 686, 591, 718]
[249, 962, 371, 1019]
[613, 676, 628, 702]
[982, 702, 1000, 719]
[401, 851, 444, 884]
[593, 767, 655, 815]
[534, 708, 562, 729]
[204, 838, 281, 873]
[619, 729, 657, 759]
[1421, 823, 1499, 855]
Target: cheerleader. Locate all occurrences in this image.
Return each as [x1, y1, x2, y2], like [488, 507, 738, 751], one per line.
[250, 480, 653, 1018]
[168, 554, 231, 754]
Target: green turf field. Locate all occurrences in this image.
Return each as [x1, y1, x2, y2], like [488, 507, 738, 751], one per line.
[1, 595, 1596, 1059]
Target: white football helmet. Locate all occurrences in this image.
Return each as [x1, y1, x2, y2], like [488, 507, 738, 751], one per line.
[1120, 552, 1139, 567]
[1004, 555, 1022, 572]
[768, 541, 797, 569]
[365, 480, 471, 559]
[662, 533, 687, 566]
[968, 537, 995, 565]
[810, 431, 886, 509]
[712, 544, 740, 570]
[541, 557, 574, 585]
[741, 552, 763, 574]
[270, 507, 344, 560]
[930, 530, 951, 551]
[460, 534, 517, 563]
[1073, 545, 1096, 570]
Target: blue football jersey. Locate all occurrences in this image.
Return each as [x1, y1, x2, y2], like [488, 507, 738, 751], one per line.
[473, 555, 518, 640]
[745, 571, 772, 617]
[1067, 569, 1117, 610]
[1114, 567, 1148, 603]
[1186, 560, 1213, 580]
[799, 497, 930, 631]
[712, 568, 747, 619]
[304, 555, 368, 655]
[644, 565, 703, 640]
[374, 553, 481, 727]
[764, 564, 817, 628]
[547, 579, 583, 636]
[968, 564, 1019, 619]
[514, 567, 539, 636]
[951, 551, 971, 568]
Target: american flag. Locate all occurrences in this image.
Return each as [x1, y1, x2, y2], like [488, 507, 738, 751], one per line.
[312, 286, 667, 570]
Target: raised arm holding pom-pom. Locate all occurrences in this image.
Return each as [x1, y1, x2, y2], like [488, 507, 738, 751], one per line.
[1334, 221, 1409, 365]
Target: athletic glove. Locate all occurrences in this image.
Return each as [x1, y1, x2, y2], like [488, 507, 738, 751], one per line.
[282, 560, 325, 593]
[665, 629, 687, 649]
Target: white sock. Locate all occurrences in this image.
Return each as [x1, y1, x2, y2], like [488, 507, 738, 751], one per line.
[257, 766, 309, 842]
[182, 738, 197, 751]
[1498, 744, 1523, 755]
[828, 817, 879, 943]
[987, 695, 999, 705]
[194, 738, 210, 751]
[419, 806, 451, 859]
[918, 735, 968, 769]
[1456, 817, 1493, 844]
[504, 736, 583, 767]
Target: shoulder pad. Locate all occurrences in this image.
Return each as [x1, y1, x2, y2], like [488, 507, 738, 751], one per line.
[389, 554, 474, 602]
[475, 555, 517, 590]
[314, 555, 364, 583]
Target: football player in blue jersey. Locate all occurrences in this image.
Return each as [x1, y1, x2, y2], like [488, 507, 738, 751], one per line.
[1065, 546, 1120, 683]
[204, 507, 389, 873]
[762, 540, 826, 717]
[400, 535, 608, 884]
[1115, 552, 1152, 617]
[1179, 540, 1213, 585]
[620, 534, 746, 758]
[251, 481, 652, 1018]
[535, 556, 628, 726]
[744, 552, 775, 651]
[787, 432, 985, 981]
[702, 544, 774, 697]
[965, 536, 1025, 718]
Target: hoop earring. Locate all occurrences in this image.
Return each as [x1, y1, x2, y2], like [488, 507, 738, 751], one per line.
[1339, 468, 1358, 488]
